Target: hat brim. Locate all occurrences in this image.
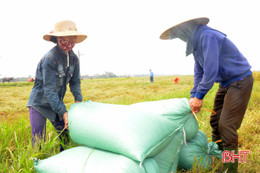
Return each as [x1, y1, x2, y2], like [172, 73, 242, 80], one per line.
[43, 31, 87, 43]
[160, 17, 209, 40]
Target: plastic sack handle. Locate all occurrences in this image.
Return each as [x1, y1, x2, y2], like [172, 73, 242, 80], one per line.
[192, 112, 205, 124]
[201, 109, 216, 115]
[192, 109, 216, 124]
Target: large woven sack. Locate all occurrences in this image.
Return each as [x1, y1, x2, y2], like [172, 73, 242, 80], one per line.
[178, 130, 222, 170]
[34, 146, 159, 173]
[34, 133, 184, 173]
[131, 98, 198, 140]
[68, 101, 180, 162]
[152, 129, 184, 173]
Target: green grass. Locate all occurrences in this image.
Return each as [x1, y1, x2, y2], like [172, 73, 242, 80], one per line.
[0, 72, 259, 172]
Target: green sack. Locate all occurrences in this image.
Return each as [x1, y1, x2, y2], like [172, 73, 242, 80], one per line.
[178, 130, 222, 170]
[68, 101, 181, 162]
[34, 146, 159, 173]
[34, 133, 183, 173]
[131, 98, 198, 140]
[152, 129, 184, 173]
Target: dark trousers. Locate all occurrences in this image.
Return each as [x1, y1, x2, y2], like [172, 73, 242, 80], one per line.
[150, 76, 154, 83]
[29, 107, 69, 151]
[210, 75, 253, 149]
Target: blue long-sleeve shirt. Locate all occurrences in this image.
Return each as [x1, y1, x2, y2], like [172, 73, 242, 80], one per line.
[27, 45, 83, 122]
[190, 25, 252, 99]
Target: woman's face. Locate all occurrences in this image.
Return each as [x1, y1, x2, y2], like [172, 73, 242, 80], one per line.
[57, 36, 77, 52]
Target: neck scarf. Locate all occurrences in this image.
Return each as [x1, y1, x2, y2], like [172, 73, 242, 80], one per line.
[170, 22, 200, 56]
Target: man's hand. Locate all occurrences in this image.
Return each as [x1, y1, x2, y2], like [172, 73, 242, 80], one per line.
[63, 112, 68, 130]
[189, 97, 203, 113]
[75, 101, 80, 103]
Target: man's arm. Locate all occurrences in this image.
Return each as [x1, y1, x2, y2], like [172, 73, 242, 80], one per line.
[190, 34, 220, 113]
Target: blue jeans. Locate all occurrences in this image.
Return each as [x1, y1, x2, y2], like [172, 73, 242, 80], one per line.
[29, 107, 69, 151]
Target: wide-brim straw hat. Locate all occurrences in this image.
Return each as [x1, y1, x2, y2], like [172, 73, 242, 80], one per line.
[43, 20, 87, 43]
[160, 17, 209, 40]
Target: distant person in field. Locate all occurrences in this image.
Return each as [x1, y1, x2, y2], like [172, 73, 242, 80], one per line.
[149, 69, 154, 83]
[27, 20, 87, 152]
[160, 17, 253, 173]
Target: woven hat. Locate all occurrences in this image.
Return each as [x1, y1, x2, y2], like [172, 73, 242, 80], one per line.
[160, 17, 209, 40]
[43, 20, 87, 43]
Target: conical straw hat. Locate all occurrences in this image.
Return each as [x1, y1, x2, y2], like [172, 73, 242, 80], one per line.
[160, 17, 209, 40]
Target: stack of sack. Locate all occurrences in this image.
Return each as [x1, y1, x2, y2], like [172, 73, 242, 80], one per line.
[34, 98, 199, 173]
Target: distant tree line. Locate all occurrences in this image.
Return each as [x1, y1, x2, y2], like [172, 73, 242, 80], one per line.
[82, 71, 117, 79]
[0, 71, 160, 82]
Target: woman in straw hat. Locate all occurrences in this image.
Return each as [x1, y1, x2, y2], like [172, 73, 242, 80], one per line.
[27, 20, 87, 152]
[160, 17, 253, 172]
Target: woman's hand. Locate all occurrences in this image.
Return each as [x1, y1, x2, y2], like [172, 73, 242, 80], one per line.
[189, 97, 203, 113]
[63, 101, 80, 129]
[63, 112, 68, 130]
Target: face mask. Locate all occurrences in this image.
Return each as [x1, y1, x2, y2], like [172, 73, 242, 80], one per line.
[58, 37, 75, 52]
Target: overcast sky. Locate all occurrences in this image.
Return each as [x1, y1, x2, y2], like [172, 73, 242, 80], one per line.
[0, 0, 259, 77]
